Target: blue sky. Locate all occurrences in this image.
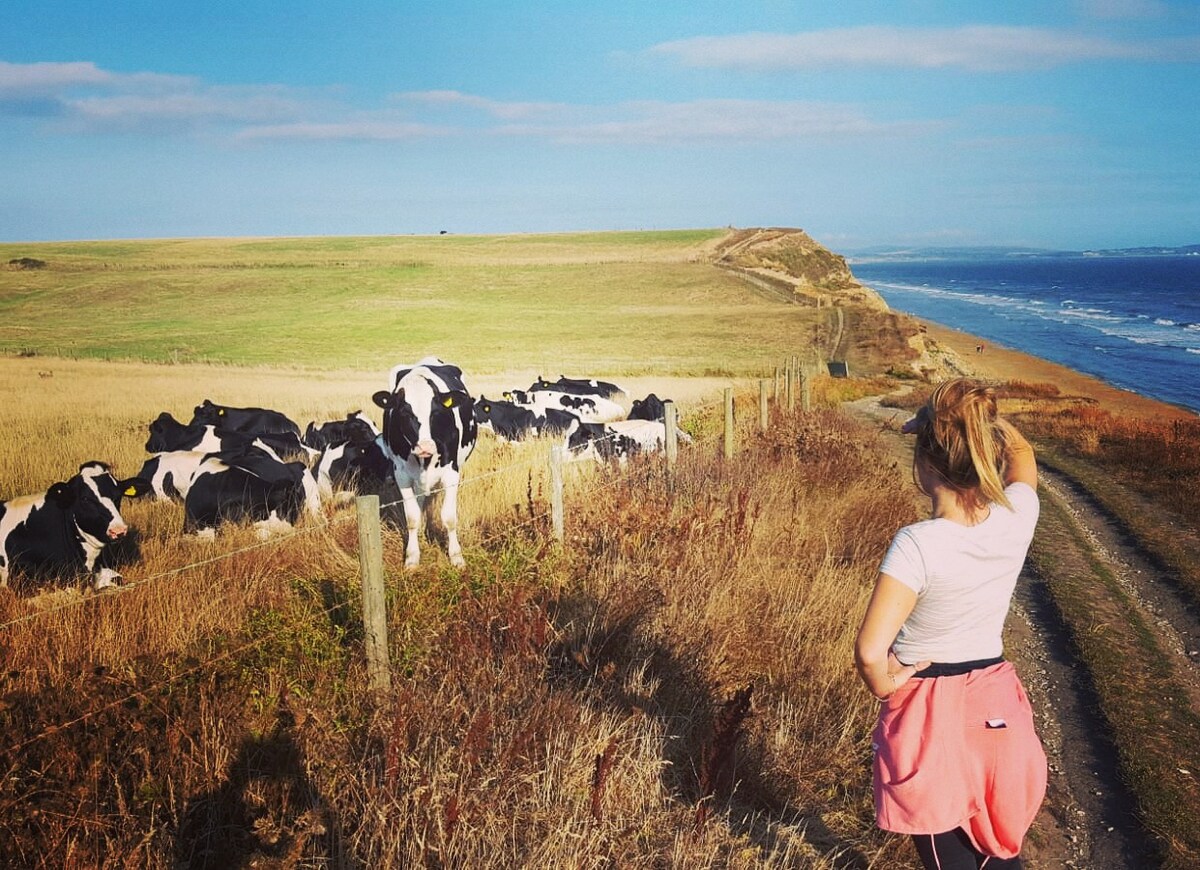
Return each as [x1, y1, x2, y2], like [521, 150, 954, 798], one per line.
[2, 0, 1198, 249]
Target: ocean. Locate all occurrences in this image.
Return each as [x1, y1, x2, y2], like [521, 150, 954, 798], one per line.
[849, 255, 1200, 415]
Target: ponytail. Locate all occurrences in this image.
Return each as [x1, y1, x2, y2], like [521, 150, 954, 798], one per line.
[914, 379, 1012, 510]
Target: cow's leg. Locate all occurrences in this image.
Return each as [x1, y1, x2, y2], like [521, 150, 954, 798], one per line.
[440, 474, 464, 568]
[397, 484, 423, 567]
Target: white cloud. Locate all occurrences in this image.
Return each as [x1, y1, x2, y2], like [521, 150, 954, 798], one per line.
[495, 99, 941, 144]
[648, 26, 1196, 72]
[236, 121, 449, 141]
[396, 89, 568, 120]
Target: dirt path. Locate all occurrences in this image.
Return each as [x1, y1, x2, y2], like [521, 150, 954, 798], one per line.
[842, 392, 1166, 868]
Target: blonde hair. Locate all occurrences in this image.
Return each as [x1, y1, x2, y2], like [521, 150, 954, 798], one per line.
[912, 378, 1011, 510]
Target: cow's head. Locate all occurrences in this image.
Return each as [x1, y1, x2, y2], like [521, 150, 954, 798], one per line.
[192, 399, 225, 424]
[373, 381, 471, 463]
[145, 412, 182, 453]
[47, 462, 151, 543]
[473, 396, 494, 424]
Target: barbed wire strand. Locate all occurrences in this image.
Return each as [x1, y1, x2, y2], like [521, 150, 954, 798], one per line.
[0, 394, 743, 630]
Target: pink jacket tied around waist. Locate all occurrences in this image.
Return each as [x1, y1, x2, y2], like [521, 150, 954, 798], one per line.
[872, 661, 1047, 859]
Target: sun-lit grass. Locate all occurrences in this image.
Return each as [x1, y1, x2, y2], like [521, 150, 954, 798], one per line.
[0, 230, 830, 375]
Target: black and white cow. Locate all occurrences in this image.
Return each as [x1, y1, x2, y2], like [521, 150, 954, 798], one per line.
[0, 462, 151, 590]
[372, 357, 477, 567]
[183, 451, 321, 539]
[503, 389, 625, 423]
[191, 399, 302, 437]
[563, 419, 692, 465]
[628, 393, 668, 422]
[136, 450, 211, 502]
[311, 434, 393, 502]
[146, 412, 311, 462]
[530, 375, 625, 400]
[475, 399, 583, 443]
[302, 411, 379, 451]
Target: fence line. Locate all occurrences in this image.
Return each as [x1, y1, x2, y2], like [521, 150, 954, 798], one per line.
[2, 366, 816, 746]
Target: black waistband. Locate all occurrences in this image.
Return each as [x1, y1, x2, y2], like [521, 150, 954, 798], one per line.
[912, 656, 1005, 678]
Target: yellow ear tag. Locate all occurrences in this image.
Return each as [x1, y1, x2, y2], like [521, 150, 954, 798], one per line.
[218, 408, 225, 415]
[484, 405, 490, 412]
[442, 396, 454, 408]
[124, 486, 139, 496]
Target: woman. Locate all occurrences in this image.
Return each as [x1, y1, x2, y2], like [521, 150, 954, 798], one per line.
[855, 378, 1046, 870]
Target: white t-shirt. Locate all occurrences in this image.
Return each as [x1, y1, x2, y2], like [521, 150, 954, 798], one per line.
[879, 482, 1040, 664]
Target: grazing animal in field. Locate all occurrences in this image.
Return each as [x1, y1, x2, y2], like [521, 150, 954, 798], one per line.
[473, 397, 543, 442]
[190, 399, 302, 437]
[0, 462, 151, 590]
[302, 411, 379, 451]
[628, 393, 668, 423]
[145, 412, 310, 462]
[530, 375, 625, 400]
[372, 357, 477, 567]
[183, 451, 321, 539]
[563, 419, 692, 465]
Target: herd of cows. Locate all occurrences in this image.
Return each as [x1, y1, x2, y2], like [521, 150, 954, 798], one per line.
[0, 357, 688, 592]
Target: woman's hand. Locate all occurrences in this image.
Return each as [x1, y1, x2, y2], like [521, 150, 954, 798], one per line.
[881, 651, 932, 700]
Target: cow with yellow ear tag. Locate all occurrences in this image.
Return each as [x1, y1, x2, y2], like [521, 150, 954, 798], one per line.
[371, 357, 477, 568]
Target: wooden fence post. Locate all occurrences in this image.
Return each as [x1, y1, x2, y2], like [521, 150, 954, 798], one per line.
[773, 365, 780, 403]
[800, 367, 812, 413]
[550, 445, 564, 543]
[786, 365, 795, 411]
[724, 388, 735, 459]
[759, 379, 769, 431]
[357, 495, 391, 695]
[664, 401, 678, 471]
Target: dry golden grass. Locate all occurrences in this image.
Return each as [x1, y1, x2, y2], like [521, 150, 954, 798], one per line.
[0, 365, 926, 867]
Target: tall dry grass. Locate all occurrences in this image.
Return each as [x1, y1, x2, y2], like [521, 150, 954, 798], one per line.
[1, 371, 923, 867]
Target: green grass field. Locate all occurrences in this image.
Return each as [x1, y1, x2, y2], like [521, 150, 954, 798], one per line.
[0, 229, 827, 375]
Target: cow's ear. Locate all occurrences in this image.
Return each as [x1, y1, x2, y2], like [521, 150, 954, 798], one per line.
[501, 391, 512, 400]
[119, 478, 152, 499]
[372, 390, 394, 409]
[46, 482, 76, 508]
[439, 390, 469, 409]
[217, 408, 226, 416]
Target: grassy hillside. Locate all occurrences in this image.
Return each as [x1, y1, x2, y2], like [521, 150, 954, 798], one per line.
[0, 230, 830, 376]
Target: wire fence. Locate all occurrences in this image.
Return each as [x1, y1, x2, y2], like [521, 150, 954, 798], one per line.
[2, 366, 818, 754]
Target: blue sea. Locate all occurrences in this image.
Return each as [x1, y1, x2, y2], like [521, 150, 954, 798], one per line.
[850, 256, 1200, 415]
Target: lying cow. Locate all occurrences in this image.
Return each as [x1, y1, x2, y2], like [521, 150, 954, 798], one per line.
[473, 398, 584, 443]
[191, 399, 301, 437]
[312, 434, 393, 502]
[184, 451, 321, 539]
[628, 393, 668, 422]
[563, 419, 693, 465]
[302, 411, 379, 451]
[372, 357, 477, 567]
[0, 462, 151, 590]
[503, 389, 625, 423]
[146, 412, 312, 462]
[137, 450, 210, 502]
[530, 375, 625, 400]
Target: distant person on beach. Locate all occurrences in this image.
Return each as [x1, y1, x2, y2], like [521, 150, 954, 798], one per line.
[855, 379, 1045, 869]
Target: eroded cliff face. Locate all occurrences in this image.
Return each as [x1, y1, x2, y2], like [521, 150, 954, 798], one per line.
[709, 227, 888, 310]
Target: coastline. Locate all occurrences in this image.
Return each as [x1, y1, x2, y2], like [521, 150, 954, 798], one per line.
[915, 318, 1197, 421]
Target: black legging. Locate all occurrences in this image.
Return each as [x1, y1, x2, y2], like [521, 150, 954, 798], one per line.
[912, 828, 1023, 869]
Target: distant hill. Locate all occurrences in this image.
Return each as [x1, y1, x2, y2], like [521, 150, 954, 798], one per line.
[846, 244, 1200, 263]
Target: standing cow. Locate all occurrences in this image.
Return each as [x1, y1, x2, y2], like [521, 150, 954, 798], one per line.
[0, 462, 151, 590]
[372, 357, 477, 567]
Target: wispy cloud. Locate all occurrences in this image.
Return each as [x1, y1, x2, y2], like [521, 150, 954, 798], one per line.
[237, 121, 449, 141]
[396, 90, 568, 120]
[495, 99, 940, 144]
[648, 26, 1200, 72]
[0, 59, 944, 147]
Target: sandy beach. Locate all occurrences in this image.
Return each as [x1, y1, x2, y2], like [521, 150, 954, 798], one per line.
[919, 318, 1197, 422]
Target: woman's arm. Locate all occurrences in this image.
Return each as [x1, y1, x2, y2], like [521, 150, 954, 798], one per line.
[996, 418, 1037, 490]
[854, 573, 930, 700]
